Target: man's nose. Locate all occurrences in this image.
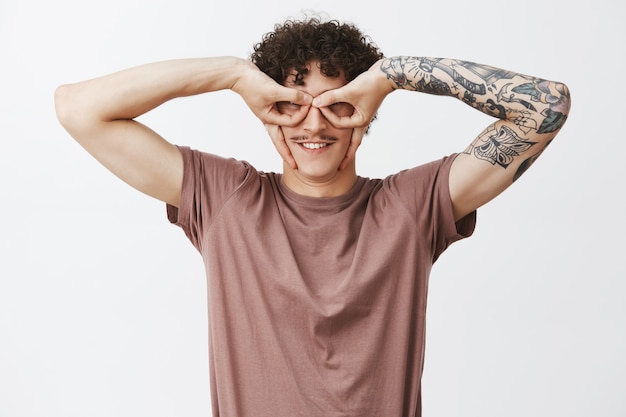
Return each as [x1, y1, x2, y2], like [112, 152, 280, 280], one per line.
[303, 106, 328, 133]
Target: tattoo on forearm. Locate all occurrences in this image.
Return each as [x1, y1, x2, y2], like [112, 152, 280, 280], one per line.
[509, 81, 570, 133]
[381, 57, 516, 95]
[497, 83, 537, 111]
[414, 75, 452, 96]
[434, 59, 490, 95]
[380, 56, 428, 91]
[383, 56, 569, 178]
[465, 125, 537, 169]
[381, 57, 570, 133]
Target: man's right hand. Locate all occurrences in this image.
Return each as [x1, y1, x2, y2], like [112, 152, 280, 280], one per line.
[55, 57, 314, 208]
[231, 61, 313, 127]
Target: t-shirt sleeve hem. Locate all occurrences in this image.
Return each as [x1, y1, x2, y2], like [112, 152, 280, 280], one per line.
[165, 145, 193, 232]
[440, 153, 477, 242]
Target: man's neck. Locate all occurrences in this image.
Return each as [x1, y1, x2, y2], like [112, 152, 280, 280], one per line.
[281, 164, 358, 198]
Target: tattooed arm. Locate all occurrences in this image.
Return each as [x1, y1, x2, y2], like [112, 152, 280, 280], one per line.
[314, 56, 571, 220]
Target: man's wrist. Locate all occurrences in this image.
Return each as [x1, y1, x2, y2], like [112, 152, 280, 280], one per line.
[228, 58, 258, 92]
[376, 57, 405, 92]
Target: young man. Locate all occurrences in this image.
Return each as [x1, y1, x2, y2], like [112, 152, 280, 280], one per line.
[55, 17, 570, 417]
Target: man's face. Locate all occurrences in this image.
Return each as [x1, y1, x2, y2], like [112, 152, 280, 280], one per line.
[277, 62, 355, 188]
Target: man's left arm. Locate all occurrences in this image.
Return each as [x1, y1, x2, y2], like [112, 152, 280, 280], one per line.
[314, 56, 571, 221]
[386, 57, 571, 220]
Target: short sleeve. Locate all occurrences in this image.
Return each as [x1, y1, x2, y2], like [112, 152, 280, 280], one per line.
[384, 153, 476, 262]
[166, 146, 252, 252]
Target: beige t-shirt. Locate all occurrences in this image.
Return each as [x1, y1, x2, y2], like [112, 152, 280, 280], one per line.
[167, 146, 475, 417]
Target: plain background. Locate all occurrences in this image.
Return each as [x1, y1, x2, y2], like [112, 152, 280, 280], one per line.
[1, 0, 624, 416]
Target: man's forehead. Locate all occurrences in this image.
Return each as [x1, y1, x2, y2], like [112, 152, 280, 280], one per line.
[284, 70, 307, 86]
[283, 63, 347, 93]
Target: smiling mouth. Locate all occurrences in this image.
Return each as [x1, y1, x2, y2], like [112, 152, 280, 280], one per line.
[291, 135, 337, 150]
[301, 143, 330, 150]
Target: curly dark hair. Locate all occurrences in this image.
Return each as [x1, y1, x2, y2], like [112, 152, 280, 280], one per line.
[250, 17, 384, 85]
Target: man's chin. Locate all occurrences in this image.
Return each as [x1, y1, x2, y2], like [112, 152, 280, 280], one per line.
[286, 161, 339, 179]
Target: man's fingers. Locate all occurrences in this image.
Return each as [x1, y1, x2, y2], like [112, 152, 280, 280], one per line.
[317, 106, 343, 126]
[265, 104, 310, 127]
[289, 89, 313, 106]
[289, 104, 311, 125]
[318, 106, 368, 129]
[312, 90, 336, 108]
[265, 124, 297, 170]
[339, 127, 365, 171]
[314, 89, 370, 129]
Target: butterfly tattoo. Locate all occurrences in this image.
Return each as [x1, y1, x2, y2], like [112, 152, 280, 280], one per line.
[472, 125, 537, 169]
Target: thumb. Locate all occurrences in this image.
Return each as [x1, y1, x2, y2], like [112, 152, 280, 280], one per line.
[265, 124, 297, 170]
[339, 127, 366, 171]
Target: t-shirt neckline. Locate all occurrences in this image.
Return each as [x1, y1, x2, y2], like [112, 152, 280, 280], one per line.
[276, 175, 368, 208]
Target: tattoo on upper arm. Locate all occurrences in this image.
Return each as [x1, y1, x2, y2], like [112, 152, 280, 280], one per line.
[513, 154, 539, 183]
[465, 125, 537, 169]
[512, 138, 554, 182]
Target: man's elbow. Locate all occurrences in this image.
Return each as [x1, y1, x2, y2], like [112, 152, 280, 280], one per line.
[558, 81, 572, 118]
[54, 84, 77, 132]
[55, 83, 96, 140]
[538, 80, 571, 136]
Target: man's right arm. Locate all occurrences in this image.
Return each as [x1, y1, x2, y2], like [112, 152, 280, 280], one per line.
[55, 57, 311, 207]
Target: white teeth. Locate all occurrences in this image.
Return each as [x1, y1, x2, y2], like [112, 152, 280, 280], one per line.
[301, 143, 328, 150]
